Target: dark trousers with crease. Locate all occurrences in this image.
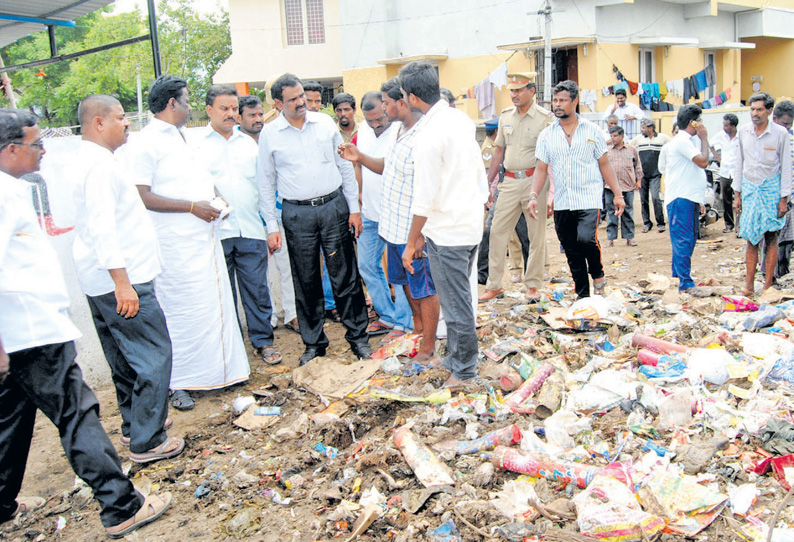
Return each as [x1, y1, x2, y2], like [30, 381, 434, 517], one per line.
[281, 193, 369, 350]
[554, 209, 604, 298]
[0, 342, 143, 527]
[86, 281, 171, 454]
[222, 236, 274, 349]
[640, 174, 666, 228]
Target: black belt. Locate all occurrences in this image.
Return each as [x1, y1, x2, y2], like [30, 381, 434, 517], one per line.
[283, 187, 342, 207]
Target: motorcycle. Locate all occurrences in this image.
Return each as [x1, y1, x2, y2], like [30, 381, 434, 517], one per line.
[699, 160, 723, 237]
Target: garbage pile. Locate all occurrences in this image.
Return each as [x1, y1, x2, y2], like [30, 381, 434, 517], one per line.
[8, 271, 794, 542]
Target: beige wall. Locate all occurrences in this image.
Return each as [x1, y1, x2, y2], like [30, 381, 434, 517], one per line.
[214, 0, 342, 85]
[341, 52, 537, 123]
[741, 37, 794, 102]
[338, 41, 750, 123]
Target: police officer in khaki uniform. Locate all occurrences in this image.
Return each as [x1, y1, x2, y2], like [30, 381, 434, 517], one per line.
[479, 72, 551, 303]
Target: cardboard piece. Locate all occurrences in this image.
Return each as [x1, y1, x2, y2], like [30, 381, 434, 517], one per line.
[539, 306, 570, 330]
[233, 406, 280, 431]
[292, 356, 382, 399]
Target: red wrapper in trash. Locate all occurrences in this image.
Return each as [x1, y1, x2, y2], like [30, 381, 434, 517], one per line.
[631, 333, 690, 355]
[771, 454, 794, 490]
[491, 446, 634, 489]
[491, 446, 598, 489]
[637, 349, 663, 366]
[433, 424, 522, 456]
[393, 425, 455, 488]
[503, 363, 554, 412]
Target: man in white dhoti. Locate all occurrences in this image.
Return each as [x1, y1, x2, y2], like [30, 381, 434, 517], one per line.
[127, 75, 249, 410]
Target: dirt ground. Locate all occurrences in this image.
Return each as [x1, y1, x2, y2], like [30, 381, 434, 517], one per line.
[1, 218, 773, 542]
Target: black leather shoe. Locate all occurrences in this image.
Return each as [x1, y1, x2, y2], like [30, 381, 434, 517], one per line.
[299, 347, 327, 366]
[351, 343, 373, 360]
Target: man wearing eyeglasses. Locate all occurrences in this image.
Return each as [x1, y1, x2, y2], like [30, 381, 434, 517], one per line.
[353, 91, 411, 340]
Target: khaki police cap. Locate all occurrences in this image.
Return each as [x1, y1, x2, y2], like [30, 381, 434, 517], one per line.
[264, 74, 284, 106]
[506, 72, 537, 90]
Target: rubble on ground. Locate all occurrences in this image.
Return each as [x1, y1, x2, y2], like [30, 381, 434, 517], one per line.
[8, 250, 794, 542]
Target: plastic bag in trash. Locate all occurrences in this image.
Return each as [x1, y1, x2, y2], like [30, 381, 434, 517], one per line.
[686, 348, 732, 385]
[566, 295, 610, 321]
[491, 479, 539, 520]
[572, 475, 664, 542]
[741, 306, 785, 332]
[428, 519, 461, 542]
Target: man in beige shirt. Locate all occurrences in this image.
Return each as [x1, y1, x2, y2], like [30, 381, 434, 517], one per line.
[479, 73, 551, 303]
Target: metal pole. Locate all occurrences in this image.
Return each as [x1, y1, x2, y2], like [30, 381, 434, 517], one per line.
[136, 65, 143, 116]
[146, 0, 162, 78]
[0, 56, 16, 108]
[48, 25, 58, 57]
[543, 0, 552, 103]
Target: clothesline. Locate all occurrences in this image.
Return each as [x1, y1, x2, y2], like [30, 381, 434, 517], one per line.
[602, 63, 730, 111]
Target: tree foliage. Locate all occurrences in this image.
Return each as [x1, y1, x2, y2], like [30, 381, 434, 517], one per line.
[0, 0, 231, 126]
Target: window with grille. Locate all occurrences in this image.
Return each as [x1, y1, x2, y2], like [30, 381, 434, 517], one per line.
[306, 0, 325, 44]
[283, 0, 325, 46]
[284, 0, 304, 46]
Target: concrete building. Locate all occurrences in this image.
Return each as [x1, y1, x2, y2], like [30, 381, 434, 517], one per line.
[213, 0, 343, 98]
[215, 0, 793, 122]
[738, 6, 794, 100]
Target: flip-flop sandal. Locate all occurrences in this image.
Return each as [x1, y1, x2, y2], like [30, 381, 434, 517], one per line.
[366, 321, 392, 336]
[169, 390, 195, 411]
[442, 376, 477, 393]
[12, 496, 45, 518]
[129, 436, 185, 464]
[593, 279, 607, 296]
[120, 417, 174, 447]
[284, 319, 300, 334]
[106, 492, 172, 539]
[259, 345, 282, 366]
[423, 356, 445, 369]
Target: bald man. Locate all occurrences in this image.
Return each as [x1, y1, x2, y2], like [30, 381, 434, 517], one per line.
[70, 94, 183, 464]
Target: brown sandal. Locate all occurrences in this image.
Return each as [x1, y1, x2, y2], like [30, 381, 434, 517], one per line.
[258, 345, 282, 366]
[129, 436, 185, 464]
[120, 417, 173, 447]
[106, 492, 172, 539]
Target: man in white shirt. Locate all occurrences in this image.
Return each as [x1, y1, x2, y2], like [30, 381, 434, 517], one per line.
[772, 101, 794, 278]
[660, 104, 710, 297]
[708, 113, 739, 233]
[355, 92, 412, 339]
[399, 61, 489, 390]
[258, 74, 371, 365]
[338, 77, 441, 364]
[72, 94, 183, 463]
[238, 95, 300, 334]
[128, 76, 250, 411]
[604, 89, 645, 140]
[0, 108, 172, 537]
[193, 86, 281, 365]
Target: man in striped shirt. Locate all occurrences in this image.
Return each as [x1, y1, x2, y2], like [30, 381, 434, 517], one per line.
[338, 77, 440, 364]
[527, 80, 624, 299]
[631, 118, 671, 233]
[605, 126, 643, 247]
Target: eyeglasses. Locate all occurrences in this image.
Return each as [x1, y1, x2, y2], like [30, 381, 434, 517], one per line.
[0, 139, 44, 152]
[16, 140, 45, 150]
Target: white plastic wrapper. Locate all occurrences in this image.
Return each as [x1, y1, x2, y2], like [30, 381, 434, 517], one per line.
[687, 348, 732, 385]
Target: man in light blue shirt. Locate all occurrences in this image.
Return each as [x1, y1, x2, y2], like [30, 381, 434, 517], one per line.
[193, 86, 280, 365]
[258, 74, 370, 365]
